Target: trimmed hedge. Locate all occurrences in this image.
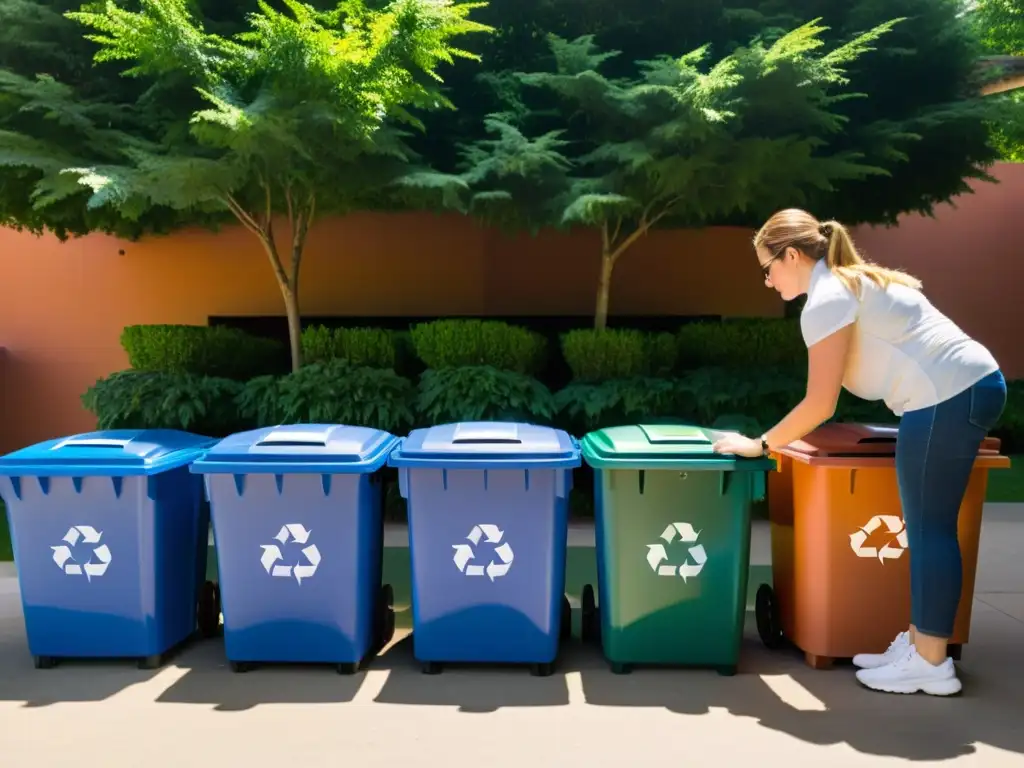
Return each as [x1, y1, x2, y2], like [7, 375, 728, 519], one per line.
[301, 325, 397, 369]
[90, 318, 1022, 456]
[409, 319, 547, 375]
[120, 324, 283, 380]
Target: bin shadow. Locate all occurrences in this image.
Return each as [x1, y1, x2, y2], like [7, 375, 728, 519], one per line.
[372, 634, 575, 713]
[0, 607, 175, 707]
[155, 629, 410, 712]
[579, 609, 1024, 762]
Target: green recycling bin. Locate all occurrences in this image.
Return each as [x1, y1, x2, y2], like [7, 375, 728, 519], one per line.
[579, 424, 774, 675]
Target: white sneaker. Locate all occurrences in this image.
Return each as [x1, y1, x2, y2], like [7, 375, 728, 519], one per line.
[855, 646, 962, 696]
[852, 631, 911, 670]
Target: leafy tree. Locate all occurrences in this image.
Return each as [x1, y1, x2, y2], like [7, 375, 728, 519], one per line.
[0, 0, 213, 238]
[443, 21, 905, 329]
[4, 0, 490, 372]
[410, 0, 1007, 225]
[968, 0, 1024, 160]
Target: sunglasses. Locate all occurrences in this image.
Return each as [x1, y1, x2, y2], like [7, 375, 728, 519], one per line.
[760, 251, 783, 281]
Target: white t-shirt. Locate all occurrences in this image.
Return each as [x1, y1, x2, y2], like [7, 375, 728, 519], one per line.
[800, 259, 999, 415]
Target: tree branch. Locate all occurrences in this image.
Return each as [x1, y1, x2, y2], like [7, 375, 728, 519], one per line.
[224, 193, 290, 292]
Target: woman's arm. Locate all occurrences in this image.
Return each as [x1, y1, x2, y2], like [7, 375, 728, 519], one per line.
[712, 323, 855, 456]
[762, 323, 854, 450]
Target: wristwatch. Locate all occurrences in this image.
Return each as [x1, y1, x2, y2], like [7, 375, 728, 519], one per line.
[759, 435, 769, 455]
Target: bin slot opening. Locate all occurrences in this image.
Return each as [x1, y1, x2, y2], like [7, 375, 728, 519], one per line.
[451, 438, 522, 444]
[857, 437, 897, 444]
[256, 428, 331, 448]
[61, 439, 130, 449]
[257, 438, 329, 447]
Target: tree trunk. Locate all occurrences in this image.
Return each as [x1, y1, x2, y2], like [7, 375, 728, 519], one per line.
[282, 284, 302, 373]
[594, 251, 615, 331]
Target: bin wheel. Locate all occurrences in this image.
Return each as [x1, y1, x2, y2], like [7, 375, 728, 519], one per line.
[560, 595, 572, 641]
[138, 654, 164, 670]
[421, 661, 442, 675]
[717, 665, 738, 677]
[610, 662, 631, 675]
[336, 662, 360, 675]
[33, 656, 57, 670]
[580, 584, 599, 645]
[949, 644, 962, 661]
[531, 662, 555, 677]
[197, 580, 221, 639]
[376, 584, 396, 650]
[755, 583, 784, 650]
[230, 661, 254, 674]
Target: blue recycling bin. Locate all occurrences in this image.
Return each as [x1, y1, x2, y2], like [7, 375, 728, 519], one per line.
[0, 429, 218, 669]
[388, 421, 581, 676]
[190, 424, 399, 674]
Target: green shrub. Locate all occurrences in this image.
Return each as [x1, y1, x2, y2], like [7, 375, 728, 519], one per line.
[301, 325, 397, 369]
[236, 360, 415, 434]
[676, 319, 806, 370]
[992, 379, 1024, 453]
[409, 319, 547, 375]
[416, 366, 556, 424]
[81, 370, 245, 436]
[561, 329, 677, 380]
[554, 377, 688, 433]
[120, 324, 284, 380]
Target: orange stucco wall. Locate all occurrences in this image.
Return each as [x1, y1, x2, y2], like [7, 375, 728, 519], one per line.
[1, 163, 1022, 453]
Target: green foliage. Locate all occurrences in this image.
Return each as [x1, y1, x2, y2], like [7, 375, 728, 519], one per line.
[409, 319, 547, 374]
[120, 324, 283, 380]
[969, 0, 1024, 161]
[555, 377, 688, 433]
[560, 329, 676, 380]
[81, 370, 245, 435]
[676, 319, 806, 370]
[300, 325, 396, 369]
[237, 360, 415, 434]
[0, 0, 221, 239]
[992, 378, 1024, 452]
[2, 0, 491, 371]
[416, 366, 556, 424]
[451, 22, 917, 326]
[47, 0, 491, 221]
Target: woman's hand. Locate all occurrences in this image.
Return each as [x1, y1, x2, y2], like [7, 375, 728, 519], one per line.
[712, 433, 764, 458]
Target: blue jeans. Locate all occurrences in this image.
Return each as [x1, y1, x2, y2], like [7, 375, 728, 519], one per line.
[896, 369, 1007, 638]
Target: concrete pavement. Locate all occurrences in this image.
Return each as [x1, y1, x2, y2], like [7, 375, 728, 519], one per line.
[0, 505, 1020, 767]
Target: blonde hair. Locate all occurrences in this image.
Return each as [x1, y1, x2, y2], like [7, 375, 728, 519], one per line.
[754, 208, 922, 296]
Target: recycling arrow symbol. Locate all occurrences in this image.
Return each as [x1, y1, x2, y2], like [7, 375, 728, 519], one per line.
[452, 524, 514, 581]
[645, 522, 707, 583]
[51, 525, 112, 581]
[259, 523, 321, 585]
[849, 515, 908, 563]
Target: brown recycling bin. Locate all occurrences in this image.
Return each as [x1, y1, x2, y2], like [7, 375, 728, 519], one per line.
[755, 423, 1009, 669]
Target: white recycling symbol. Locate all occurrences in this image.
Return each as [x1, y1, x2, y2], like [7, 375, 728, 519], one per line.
[51, 526, 112, 581]
[259, 524, 321, 585]
[645, 522, 707, 583]
[849, 515, 908, 563]
[452, 524, 514, 582]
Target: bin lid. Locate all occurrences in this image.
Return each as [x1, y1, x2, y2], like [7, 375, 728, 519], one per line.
[190, 424, 398, 475]
[387, 421, 581, 470]
[0, 429, 216, 477]
[781, 422, 1003, 461]
[581, 424, 775, 470]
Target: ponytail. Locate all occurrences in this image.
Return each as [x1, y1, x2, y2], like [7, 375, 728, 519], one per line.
[819, 219, 922, 296]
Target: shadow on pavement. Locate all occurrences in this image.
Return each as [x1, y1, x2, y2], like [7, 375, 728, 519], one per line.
[0, 615, 174, 707]
[155, 631, 407, 712]
[372, 634, 572, 712]
[580, 607, 1024, 762]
